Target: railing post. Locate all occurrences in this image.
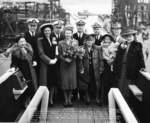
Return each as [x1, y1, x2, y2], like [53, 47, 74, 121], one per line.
[108, 88, 116, 123]
[18, 86, 49, 123]
[39, 86, 49, 123]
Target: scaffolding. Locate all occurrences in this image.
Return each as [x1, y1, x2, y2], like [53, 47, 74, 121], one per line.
[0, 0, 68, 37]
[111, 0, 150, 29]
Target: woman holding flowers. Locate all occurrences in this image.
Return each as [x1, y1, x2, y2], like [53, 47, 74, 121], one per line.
[101, 34, 117, 104]
[58, 25, 78, 107]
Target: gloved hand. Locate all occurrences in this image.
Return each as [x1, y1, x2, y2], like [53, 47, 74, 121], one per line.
[32, 61, 37, 66]
[49, 58, 57, 65]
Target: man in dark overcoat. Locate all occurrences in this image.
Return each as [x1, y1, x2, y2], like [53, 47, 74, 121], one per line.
[113, 29, 145, 99]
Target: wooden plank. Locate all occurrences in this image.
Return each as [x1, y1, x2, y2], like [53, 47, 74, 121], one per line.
[47, 104, 108, 123]
[78, 108, 94, 123]
[47, 108, 78, 123]
[93, 107, 109, 123]
[129, 84, 143, 101]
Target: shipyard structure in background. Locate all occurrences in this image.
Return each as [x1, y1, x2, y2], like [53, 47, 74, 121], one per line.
[111, 0, 150, 29]
[0, 0, 70, 46]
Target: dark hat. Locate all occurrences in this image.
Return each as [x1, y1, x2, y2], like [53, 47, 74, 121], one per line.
[121, 29, 137, 36]
[76, 20, 86, 26]
[39, 23, 53, 32]
[92, 22, 102, 28]
[64, 24, 73, 32]
[101, 34, 115, 42]
[26, 18, 39, 24]
[53, 20, 63, 28]
[111, 22, 122, 29]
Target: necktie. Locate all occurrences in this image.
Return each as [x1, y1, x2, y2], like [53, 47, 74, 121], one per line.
[58, 34, 60, 39]
[78, 33, 82, 38]
[96, 35, 99, 40]
[32, 32, 35, 37]
[80, 33, 82, 38]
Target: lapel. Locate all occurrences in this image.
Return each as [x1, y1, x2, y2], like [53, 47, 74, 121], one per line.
[84, 45, 95, 59]
[44, 37, 52, 47]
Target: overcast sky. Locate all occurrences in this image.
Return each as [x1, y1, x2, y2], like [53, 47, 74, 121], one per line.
[61, 0, 112, 14]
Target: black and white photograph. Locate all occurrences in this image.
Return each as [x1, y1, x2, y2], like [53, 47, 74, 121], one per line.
[0, 0, 150, 122]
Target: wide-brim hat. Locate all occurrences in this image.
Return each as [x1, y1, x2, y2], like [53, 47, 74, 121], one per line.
[76, 20, 85, 26]
[101, 34, 115, 42]
[92, 22, 102, 28]
[26, 18, 39, 24]
[121, 29, 137, 36]
[39, 23, 53, 32]
[64, 24, 73, 32]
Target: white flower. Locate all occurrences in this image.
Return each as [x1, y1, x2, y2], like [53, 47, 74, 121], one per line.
[121, 43, 127, 49]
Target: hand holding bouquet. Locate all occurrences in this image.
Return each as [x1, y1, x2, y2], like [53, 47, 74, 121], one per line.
[76, 46, 85, 59]
[62, 43, 85, 59]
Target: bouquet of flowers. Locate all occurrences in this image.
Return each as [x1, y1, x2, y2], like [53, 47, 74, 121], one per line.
[62, 44, 85, 59]
[75, 46, 85, 59]
[62, 45, 77, 59]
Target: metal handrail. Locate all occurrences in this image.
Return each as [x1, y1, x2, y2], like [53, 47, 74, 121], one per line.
[108, 88, 138, 123]
[18, 86, 49, 123]
[0, 67, 15, 84]
[140, 70, 150, 81]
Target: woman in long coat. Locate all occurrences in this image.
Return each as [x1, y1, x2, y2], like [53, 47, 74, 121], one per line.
[114, 29, 145, 99]
[58, 25, 78, 107]
[10, 37, 37, 97]
[37, 23, 58, 106]
[79, 36, 104, 105]
[101, 34, 117, 104]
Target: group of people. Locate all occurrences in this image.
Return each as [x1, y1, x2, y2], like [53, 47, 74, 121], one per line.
[5, 18, 146, 107]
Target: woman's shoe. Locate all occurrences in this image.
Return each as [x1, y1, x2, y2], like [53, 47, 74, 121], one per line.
[85, 94, 90, 105]
[49, 101, 54, 107]
[63, 101, 68, 107]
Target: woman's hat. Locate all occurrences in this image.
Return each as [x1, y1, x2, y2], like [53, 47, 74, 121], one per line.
[64, 24, 73, 32]
[39, 23, 53, 32]
[101, 34, 115, 42]
[121, 29, 137, 36]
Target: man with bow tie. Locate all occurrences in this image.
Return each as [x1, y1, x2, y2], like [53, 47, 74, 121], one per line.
[91, 22, 103, 46]
[73, 20, 88, 46]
